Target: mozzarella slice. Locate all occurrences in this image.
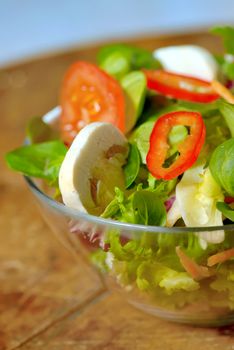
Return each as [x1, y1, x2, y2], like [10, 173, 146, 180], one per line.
[153, 45, 218, 81]
[59, 122, 128, 214]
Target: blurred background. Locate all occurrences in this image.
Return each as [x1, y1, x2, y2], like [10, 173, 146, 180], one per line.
[1, 0, 234, 67]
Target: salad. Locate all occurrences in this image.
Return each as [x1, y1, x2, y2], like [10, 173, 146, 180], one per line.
[6, 26, 234, 322]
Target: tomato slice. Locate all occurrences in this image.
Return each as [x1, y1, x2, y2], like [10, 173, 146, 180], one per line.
[146, 111, 206, 180]
[60, 61, 125, 144]
[144, 70, 219, 103]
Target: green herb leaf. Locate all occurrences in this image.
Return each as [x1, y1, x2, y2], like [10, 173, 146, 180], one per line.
[132, 190, 166, 226]
[216, 201, 234, 221]
[124, 143, 140, 188]
[130, 120, 155, 163]
[211, 26, 234, 55]
[97, 44, 161, 75]
[121, 71, 147, 131]
[209, 138, 234, 196]
[99, 51, 130, 79]
[101, 187, 166, 226]
[218, 99, 234, 137]
[222, 60, 234, 80]
[176, 100, 219, 116]
[26, 116, 59, 144]
[5, 141, 67, 185]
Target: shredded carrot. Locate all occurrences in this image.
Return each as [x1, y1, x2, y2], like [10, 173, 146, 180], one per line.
[176, 246, 212, 280]
[207, 248, 234, 267]
[211, 80, 234, 104]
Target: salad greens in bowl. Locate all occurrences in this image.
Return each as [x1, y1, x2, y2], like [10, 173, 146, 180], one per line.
[6, 26, 234, 326]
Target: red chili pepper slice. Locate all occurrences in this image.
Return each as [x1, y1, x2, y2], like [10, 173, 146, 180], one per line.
[144, 70, 219, 103]
[146, 111, 206, 180]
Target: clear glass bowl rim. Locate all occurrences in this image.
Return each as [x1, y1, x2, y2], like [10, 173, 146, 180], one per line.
[24, 175, 234, 233]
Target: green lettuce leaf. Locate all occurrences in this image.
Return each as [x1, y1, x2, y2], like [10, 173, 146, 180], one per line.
[211, 26, 234, 80]
[216, 201, 234, 221]
[123, 143, 141, 188]
[97, 44, 161, 74]
[209, 138, 234, 196]
[211, 26, 234, 55]
[218, 99, 234, 137]
[5, 141, 67, 185]
[132, 190, 166, 226]
[102, 187, 166, 226]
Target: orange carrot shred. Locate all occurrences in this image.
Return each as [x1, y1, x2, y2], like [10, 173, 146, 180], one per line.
[176, 246, 212, 280]
[211, 80, 234, 104]
[207, 248, 234, 267]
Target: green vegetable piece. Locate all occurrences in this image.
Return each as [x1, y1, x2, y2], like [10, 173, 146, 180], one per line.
[218, 99, 234, 137]
[97, 43, 161, 72]
[222, 60, 234, 80]
[168, 125, 188, 146]
[136, 261, 199, 294]
[176, 100, 219, 116]
[121, 71, 147, 132]
[27, 116, 59, 144]
[5, 141, 67, 184]
[132, 190, 166, 226]
[209, 138, 234, 196]
[99, 51, 130, 79]
[211, 26, 234, 55]
[216, 201, 234, 221]
[123, 143, 140, 188]
[130, 120, 155, 163]
[101, 197, 120, 219]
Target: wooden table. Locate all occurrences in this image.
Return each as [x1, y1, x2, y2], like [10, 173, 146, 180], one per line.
[1, 30, 234, 350]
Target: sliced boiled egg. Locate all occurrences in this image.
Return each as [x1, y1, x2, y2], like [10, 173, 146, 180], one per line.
[153, 45, 218, 81]
[59, 122, 128, 215]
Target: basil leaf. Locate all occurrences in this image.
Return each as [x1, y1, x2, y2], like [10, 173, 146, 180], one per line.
[5, 141, 67, 184]
[130, 120, 155, 163]
[99, 51, 130, 79]
[209, 138, 234, 196]
[26, 116, 59, 144]
[132, 190, 166, 226]
[218, 99, 234, 137]
[222, 60, 234, 80]
[124, 143, 140, 188]
[176, 100, 219, 116]
[211, 26, 234, 55]
[98, 44, 161, 73]
[216, 202, 234, 221]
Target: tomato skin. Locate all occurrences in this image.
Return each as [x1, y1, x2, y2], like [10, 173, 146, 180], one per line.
[146, 111, 206, 180]
[144, 70, 219, 103]
[60, 61, 125, 145]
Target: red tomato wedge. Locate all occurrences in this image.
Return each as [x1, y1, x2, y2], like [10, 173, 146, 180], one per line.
[144, 69, 219, 103]
[60, 61, 125, 145]
[146, 111, 206, 180]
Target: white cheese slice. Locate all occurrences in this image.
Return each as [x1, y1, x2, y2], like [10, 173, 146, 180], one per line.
[154, 45, 218, 81]
[59, 122, 127, 213]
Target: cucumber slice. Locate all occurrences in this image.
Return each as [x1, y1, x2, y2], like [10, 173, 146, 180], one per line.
[121, 71, 147, 132]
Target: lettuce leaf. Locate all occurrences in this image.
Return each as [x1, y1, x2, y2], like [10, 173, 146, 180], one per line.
[211, 26, 234, 55]
[123, 143, 141, 188]
[101, 187, 166, 226]
[5, 141, 67, 186]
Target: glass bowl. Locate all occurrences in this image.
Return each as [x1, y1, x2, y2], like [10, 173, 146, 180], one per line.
[24, 175, 234, 327]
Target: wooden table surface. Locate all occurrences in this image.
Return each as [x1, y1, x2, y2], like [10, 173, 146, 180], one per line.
[1, 30, 234, 350]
